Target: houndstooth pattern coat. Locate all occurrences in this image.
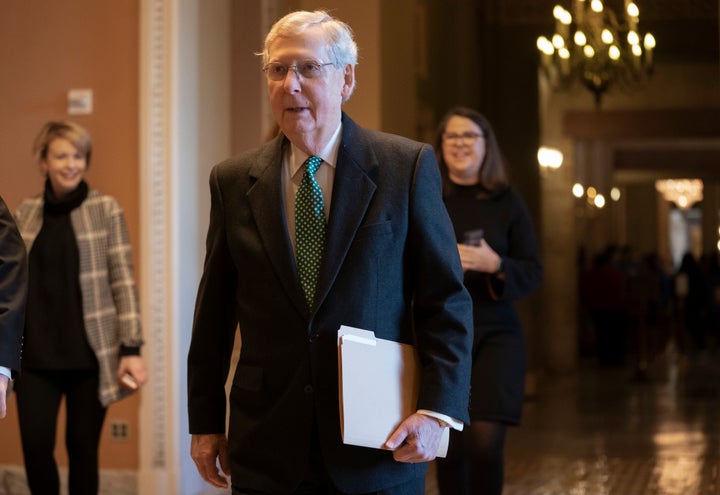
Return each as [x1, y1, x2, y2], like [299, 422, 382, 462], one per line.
[15, 189, 143, 406]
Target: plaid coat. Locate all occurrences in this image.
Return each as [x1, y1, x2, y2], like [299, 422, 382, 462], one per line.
[15, 189, 143, 406]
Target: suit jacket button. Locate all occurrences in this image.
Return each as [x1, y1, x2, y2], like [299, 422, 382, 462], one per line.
[304, 385, 314, 394]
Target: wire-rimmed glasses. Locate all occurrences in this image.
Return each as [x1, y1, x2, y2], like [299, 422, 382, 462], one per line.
[263, 60, 335, 81]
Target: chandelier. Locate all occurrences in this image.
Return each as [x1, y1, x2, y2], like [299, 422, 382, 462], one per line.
[536, 0, 656, 107]
[655, 179, 704, 210]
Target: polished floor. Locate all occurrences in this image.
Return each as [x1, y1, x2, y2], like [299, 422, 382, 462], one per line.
[3, 344, 718, 494]
[426, 343, 720, 495]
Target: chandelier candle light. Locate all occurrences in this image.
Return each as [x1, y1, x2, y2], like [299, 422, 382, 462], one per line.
[655, 179, 704, 210]
[537, 0, 656, 107]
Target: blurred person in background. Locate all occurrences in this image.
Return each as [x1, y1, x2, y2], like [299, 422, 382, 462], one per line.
[433, 107, 542, 495]
[13, 120, 147, 495]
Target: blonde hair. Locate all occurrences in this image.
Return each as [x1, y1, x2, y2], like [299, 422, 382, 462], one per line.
[33, 120, 92, 167]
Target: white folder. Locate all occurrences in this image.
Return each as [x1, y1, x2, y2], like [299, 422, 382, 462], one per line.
[337, 325, 449, 457]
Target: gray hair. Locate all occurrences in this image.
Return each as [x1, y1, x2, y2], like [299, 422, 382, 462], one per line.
[260, 10, 358, 68]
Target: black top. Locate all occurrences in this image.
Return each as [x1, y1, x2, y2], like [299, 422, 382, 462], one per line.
[23, 180, 97, 370]
[443, 183, 543, 337]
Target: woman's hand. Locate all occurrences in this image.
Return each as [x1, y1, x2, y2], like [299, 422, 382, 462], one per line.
[118, 355, 148, 391]
[457, 240, 502, 274]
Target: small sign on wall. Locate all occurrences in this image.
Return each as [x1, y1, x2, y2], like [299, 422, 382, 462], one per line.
[67, 88, 93, 115]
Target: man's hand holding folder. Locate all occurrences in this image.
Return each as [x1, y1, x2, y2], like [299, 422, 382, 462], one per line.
[384, 412, 449, 463]
[337, 325, 450, 461]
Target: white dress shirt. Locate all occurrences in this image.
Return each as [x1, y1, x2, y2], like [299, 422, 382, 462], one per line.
[282, 123, 341, 256]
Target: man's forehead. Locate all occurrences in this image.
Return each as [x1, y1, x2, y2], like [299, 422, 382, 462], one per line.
[268, 30, 329, 58]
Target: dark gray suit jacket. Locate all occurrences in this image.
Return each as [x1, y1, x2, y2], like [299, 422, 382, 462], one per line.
[188, 114, 473, 494]
[0, 195, 27, 377]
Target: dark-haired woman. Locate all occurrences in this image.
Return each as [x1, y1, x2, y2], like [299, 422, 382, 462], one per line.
[433, 107, 542, 495]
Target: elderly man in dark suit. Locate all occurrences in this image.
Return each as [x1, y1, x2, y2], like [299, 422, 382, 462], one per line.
[187, 10, 473, 495]
[0, 194, 27, 419]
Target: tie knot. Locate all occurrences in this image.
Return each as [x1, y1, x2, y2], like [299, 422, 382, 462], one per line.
[304, 156, 323, 175]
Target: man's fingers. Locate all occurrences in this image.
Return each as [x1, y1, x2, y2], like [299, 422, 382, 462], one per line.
[387, 414, 443, 463]
[190, 434, 229, 488]
[202, 462, 228, 488]
[192, 453, 228, 488]
[384, 422, 409, 451]
[218, 444, 230, 476]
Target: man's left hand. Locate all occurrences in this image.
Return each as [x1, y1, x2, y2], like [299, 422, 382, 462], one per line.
[384, 413, 445, 463]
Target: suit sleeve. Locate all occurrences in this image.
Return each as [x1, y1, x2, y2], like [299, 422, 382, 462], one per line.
[0, 195, 27, 377]
[187, 166, 239, 434]
[407, 145, 473, 424]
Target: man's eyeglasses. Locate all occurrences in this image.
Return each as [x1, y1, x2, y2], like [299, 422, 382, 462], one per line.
[442, 132, 484, 144]
[263, 61, 335, 81]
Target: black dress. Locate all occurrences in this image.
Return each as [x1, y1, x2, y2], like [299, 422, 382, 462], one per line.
[444, 183, 542, 424]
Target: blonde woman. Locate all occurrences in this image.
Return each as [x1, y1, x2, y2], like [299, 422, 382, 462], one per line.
[14, 121, 147, 495]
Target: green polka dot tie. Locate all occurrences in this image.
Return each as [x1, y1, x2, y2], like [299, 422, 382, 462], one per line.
[295, 155, 326, 306]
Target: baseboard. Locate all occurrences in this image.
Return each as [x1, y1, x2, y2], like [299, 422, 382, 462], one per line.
[0, 464, 136, 495]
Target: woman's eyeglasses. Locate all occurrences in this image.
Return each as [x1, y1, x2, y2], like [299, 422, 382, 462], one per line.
[442, 132, 484, 144]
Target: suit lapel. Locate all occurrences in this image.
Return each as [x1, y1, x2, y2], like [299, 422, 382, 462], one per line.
[246, 136, 309, 316]
[247, 118, 379, 317]
[314, 116, 377, 309]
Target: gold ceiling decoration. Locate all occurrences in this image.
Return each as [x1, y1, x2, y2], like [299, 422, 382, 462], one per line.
[537, 0, 656, 107]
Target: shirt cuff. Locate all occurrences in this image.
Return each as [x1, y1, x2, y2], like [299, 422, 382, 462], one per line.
[417, 409, 464, 431]
[0, 366, 11, 380]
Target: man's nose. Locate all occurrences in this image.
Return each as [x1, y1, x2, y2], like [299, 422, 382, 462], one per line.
[283, 68, 302, 91]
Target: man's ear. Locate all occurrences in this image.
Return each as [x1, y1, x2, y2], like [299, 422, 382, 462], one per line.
[341, 64, 356, 100]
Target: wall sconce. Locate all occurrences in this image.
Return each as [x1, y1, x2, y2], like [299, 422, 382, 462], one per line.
[572, 183, 584, 198]
[573, 182, 620, 210]
[585, 186, 606, 208]
[538, 146, 564, 171]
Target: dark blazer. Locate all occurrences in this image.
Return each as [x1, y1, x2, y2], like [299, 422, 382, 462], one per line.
[188, 114, 473, 494]
[0, 195, 27, 377]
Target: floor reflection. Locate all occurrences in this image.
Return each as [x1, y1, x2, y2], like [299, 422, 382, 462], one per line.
[500, 346, 720, 495]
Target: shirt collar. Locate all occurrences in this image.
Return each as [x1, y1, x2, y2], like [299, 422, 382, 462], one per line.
[289, 123, 342, 178]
